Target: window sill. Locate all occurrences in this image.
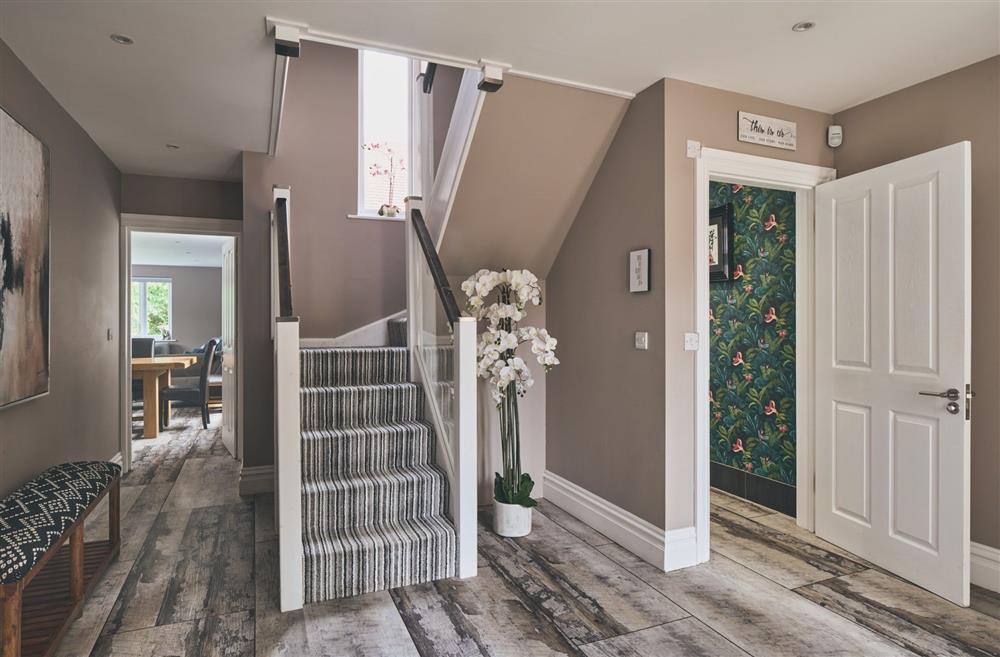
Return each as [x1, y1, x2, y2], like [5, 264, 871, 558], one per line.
[347, 212, 406, 223]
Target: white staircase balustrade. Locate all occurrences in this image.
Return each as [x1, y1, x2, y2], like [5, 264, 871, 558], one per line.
[406, 197, 477, 579]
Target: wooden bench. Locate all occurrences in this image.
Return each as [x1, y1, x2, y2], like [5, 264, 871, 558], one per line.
[0, 461, 121, 657]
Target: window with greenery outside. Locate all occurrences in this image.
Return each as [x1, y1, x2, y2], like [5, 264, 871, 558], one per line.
[131, 278, 171, 338]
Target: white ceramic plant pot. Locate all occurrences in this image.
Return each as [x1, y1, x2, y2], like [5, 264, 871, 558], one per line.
[493, 500, 532, 537]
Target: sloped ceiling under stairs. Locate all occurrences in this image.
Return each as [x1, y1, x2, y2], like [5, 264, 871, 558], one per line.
[438, 75, 629, 278]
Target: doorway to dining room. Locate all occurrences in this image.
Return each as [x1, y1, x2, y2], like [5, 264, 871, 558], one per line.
[119, 216, 242, 476]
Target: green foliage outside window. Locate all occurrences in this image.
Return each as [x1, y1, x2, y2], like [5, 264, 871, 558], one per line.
[131, 278, 171, 338]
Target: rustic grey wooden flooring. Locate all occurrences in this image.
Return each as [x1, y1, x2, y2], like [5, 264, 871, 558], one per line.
[58, 410, 1000, 656]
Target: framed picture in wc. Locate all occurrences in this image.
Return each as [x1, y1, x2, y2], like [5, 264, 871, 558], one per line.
[709, 203, 735, 282]
[0, 106, 50, 408]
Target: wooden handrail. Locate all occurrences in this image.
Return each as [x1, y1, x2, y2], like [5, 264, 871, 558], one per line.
[275, 196, 293, 318]
[410, 208, 461, 325]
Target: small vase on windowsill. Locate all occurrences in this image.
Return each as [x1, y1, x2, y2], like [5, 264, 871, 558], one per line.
[378, 204, 400, 218]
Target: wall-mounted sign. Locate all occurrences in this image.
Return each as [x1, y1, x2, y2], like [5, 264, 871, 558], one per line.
[629, 248, 650, 293]
[738, 111, 797, 151]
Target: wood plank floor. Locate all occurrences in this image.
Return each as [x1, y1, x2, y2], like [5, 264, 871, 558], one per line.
[52, 409, 1000, 656]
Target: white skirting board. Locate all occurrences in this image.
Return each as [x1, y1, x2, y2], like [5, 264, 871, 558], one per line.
[239, 465, 274, 496]
[543, 470, 697, 571]
[300, 310, 405, 348]
[972, 541, 1000, 593]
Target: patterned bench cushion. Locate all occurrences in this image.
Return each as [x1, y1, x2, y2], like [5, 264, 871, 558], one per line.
[0, 461, 121, 584]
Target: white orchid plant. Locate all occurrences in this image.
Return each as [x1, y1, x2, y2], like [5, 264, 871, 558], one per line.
[461, 269, 558, 508]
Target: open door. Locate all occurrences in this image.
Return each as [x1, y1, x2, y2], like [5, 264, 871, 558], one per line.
[814, 142, 971, 605]
[221, 238, 238, 458]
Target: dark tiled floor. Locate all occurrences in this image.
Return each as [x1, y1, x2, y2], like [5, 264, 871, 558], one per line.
[60, 411, 1000, 656]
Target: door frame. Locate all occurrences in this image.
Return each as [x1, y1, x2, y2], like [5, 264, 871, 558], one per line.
[119, 214, 243, 474]
[693, 146, 836, 562]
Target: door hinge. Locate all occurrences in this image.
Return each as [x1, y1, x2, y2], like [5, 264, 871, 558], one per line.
[966, 383, 975, 421]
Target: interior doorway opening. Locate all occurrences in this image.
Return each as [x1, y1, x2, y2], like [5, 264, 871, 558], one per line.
[119, 216, 242, 474]
[693, 147, 836, 566]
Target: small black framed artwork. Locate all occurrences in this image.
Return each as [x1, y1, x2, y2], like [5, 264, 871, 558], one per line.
[708, 203, 735, 282]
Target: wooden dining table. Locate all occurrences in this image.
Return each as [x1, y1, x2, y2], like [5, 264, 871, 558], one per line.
[132, 355, 198, 438]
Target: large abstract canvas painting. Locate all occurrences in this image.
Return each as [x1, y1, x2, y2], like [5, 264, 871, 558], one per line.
[0, 107, 49, 408]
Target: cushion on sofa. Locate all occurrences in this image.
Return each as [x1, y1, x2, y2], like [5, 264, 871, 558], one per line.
[0, 461, 121, 584]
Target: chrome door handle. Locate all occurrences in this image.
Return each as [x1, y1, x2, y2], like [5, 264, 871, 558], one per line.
[919, 388, 960, 401]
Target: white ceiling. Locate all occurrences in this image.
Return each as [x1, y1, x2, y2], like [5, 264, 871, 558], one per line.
[131, 232, 231, 268]
[2, 1, 997, 182]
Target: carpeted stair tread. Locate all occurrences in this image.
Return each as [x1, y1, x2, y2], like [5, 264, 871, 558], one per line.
[387, 318, 408, 348]
[302, 421, 435, 477]
[300, 383, 423, 430]
[303, 514, 455, 601]
[303, 463, 449, 531]
[301, 346, 408, 386]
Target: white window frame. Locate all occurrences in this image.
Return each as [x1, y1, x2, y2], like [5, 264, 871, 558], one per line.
[131, 276, 173, 338]
[352, 49, 414, 221]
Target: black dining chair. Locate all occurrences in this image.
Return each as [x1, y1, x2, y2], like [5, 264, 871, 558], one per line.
[131, 337, 156, 405]
[159, 338, 220, 430]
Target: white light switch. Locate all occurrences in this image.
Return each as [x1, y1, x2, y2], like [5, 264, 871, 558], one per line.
[684, 332, 700, 351]
[635, 331, 649, 350]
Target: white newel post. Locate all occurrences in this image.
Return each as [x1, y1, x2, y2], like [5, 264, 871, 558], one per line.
[274, 317, 303, 611]
[453, 316, 478, 579]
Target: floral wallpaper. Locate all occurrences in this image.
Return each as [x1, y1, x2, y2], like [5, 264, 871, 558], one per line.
[709, 182, 796, 485]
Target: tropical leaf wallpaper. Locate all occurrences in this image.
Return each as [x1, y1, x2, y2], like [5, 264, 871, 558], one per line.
[709, 182, 796, 485]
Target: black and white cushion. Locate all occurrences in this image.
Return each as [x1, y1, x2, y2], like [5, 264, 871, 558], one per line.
[0, 461, 120, 584]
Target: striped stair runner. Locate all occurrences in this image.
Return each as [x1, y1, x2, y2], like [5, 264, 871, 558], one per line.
[299, 346, 455, 601]
[387, 317, 407, 347]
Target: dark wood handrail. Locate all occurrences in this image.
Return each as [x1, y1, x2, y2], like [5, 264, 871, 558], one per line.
[275, 196, 293, 318]
[410, 208, 461, 325]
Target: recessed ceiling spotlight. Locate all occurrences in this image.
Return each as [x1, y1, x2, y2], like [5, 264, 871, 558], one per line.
[110, 34, 134, 45]
[165, 143, 181, 150]
[792, 21, 815, 32]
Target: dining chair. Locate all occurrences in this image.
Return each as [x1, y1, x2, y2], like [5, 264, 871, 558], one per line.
[131, 337, 156, 404]
[159, 338, 220, 430]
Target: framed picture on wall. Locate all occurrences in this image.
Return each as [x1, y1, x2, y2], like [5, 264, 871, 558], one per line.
[709, 203, 735, 282]
[629, 248, 650, 292]
[0, 106, 50, 409]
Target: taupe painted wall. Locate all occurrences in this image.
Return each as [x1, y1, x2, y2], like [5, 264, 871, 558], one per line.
[661, 79, 834, 530]
[546, 81, 667, 527]
[547, 78, 834, 530]
[440, 74, 628, 278]
[122, 173, 242, 220]
[131, 265, 222, 348]
[0, 39, 121, 496]
[833, 56, 1000, 551]
[241, 41, 408, 467]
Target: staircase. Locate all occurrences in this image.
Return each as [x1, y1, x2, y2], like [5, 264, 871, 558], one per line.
[298, 344, 456, 601]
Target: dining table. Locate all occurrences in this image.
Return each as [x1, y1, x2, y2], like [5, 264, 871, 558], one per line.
[131, 355, 198, 438]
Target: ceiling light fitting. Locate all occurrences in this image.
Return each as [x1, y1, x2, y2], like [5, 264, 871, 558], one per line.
[165, 144, 180, 150]
[110, 34, 134, 45]
[792, 21, 815, 32]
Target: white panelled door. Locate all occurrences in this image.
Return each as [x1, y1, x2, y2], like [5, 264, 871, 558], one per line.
[815, 142, 971, 606]
[221, 238, 238, 458]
